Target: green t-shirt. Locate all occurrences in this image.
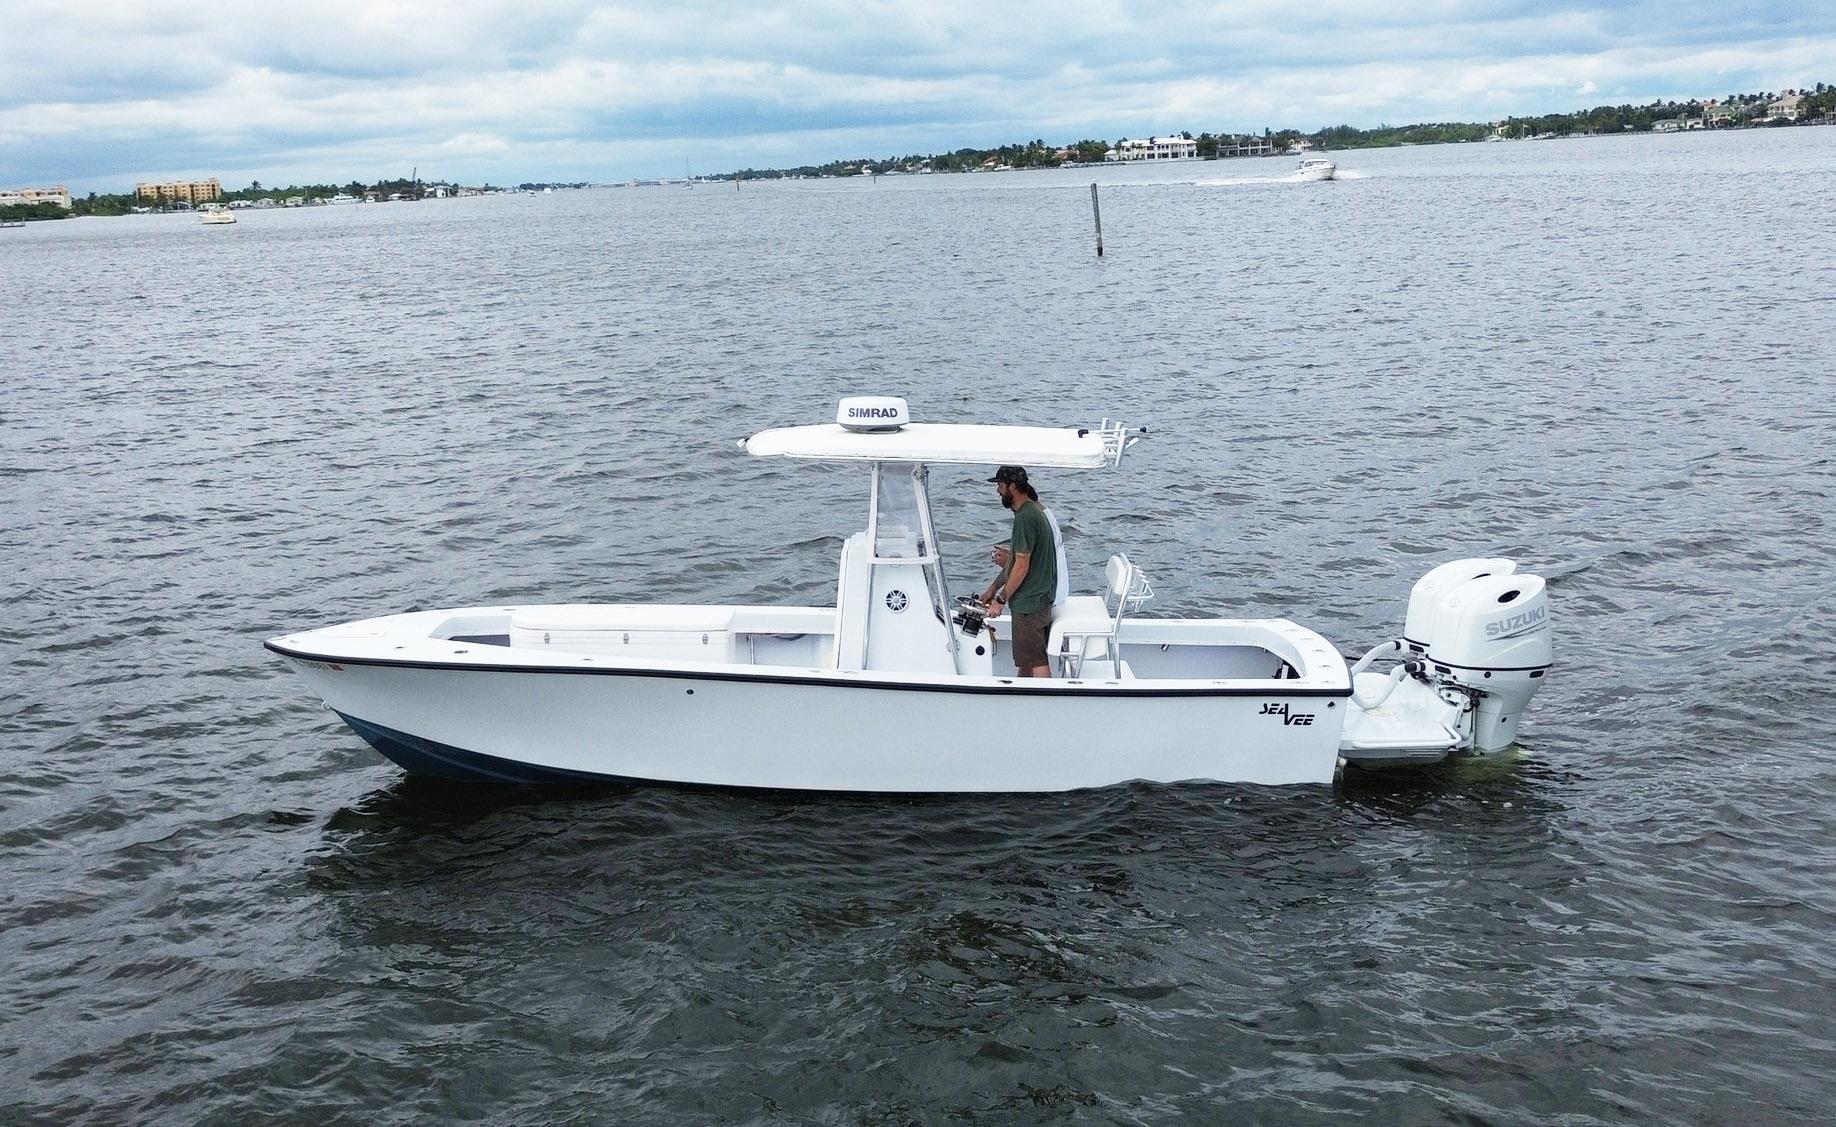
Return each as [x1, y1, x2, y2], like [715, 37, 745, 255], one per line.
[1007, 499, 1058, 615]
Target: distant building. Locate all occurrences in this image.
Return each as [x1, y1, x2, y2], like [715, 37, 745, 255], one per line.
[1652, 117, 1704, 133]
[1106, 136, 1198, 161]
[0, 185, 72, 209]
[1766, 92, 1805, 120]
[135, 178, 222, 204]
[1218, 136, 1275, 157]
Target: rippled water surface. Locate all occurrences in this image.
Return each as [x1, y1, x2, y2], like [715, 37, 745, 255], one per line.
[5, 130, 1835, 1123]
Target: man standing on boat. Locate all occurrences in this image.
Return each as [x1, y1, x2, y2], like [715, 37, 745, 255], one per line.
[979, 510, 1069, 610]
[987, 465, 1058, 678]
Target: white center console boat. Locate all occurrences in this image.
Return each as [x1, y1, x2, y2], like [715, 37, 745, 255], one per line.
[267, 397, 1552, 790]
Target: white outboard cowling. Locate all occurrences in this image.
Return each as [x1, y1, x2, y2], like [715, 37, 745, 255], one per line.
[1424, 573, 1552, 751]
[1403, 557, 1516, 654]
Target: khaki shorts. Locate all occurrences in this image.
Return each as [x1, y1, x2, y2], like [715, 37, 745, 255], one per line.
[1010, 606, 1053, 671]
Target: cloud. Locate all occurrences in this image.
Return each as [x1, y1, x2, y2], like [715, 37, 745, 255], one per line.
[2, 1, 1832, 189]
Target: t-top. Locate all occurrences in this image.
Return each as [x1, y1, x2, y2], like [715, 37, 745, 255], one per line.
[1007, 499, 1058, 615]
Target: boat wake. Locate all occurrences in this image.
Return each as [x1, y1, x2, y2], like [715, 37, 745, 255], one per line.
[1078, 166, 1365, 189]
[1187, 170, 1363, 186]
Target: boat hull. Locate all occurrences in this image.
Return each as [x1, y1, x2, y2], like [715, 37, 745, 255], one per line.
[275, 653, 1346, 790]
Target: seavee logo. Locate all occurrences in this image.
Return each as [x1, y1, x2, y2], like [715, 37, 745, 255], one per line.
[848, 406, 901, 419]
[1260, 702, 1315, 726]
[1486, 604, 1547, 640]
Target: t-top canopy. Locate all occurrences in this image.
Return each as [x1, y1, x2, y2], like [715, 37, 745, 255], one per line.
[744, 421, 1141, 469]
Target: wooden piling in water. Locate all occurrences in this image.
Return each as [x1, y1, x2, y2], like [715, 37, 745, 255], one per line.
[1090, 183, 1104, 257]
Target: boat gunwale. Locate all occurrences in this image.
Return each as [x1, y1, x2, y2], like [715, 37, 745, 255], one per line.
[263, 639, 1353, 698]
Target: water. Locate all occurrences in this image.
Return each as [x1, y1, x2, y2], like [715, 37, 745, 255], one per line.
[4, 129, 1835, 1123]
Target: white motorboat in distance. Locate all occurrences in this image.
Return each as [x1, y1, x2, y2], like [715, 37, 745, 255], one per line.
[1297, 157, 1337, 181]
[200, 203, 236, 224]
[267, 397, 1553, 791]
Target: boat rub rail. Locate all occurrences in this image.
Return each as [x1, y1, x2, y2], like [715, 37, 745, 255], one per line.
[263, 640, 1352, 698]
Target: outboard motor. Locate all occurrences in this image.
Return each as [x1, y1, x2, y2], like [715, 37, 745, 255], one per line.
[1403, 557, 1516, 655]
[1421, 571, 1553, 751]
[1341, 558, 1553, 766]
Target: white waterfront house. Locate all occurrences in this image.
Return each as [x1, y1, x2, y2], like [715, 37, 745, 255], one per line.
[1105, 136, 1198, 161]
[1764, 93, 1805, 121]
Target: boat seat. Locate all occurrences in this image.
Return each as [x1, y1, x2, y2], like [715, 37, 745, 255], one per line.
[1051, 595, 1109, 637]
[1049, 554, 1153, 678]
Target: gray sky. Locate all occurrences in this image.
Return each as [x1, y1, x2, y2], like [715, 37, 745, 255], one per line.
[4, 1, 1831, 192]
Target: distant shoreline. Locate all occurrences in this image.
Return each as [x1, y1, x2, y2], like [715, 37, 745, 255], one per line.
[704, 116, 1836, 182]
[705, 91, 1833, 181]
[8, 84, 1829, 213]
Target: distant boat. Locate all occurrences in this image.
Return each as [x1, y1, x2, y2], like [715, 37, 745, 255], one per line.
[328, 193, 359, 205]
[1296, 157, 1337, 181]
[200, 204, 236, 225]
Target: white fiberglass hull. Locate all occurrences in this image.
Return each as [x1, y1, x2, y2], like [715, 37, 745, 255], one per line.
[267, 611, 1349, 790]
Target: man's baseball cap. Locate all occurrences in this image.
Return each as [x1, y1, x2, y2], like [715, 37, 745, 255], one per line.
[988, 465, 1028, 484]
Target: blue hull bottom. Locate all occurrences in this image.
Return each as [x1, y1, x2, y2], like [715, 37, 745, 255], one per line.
[335, 712, 630, 784]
